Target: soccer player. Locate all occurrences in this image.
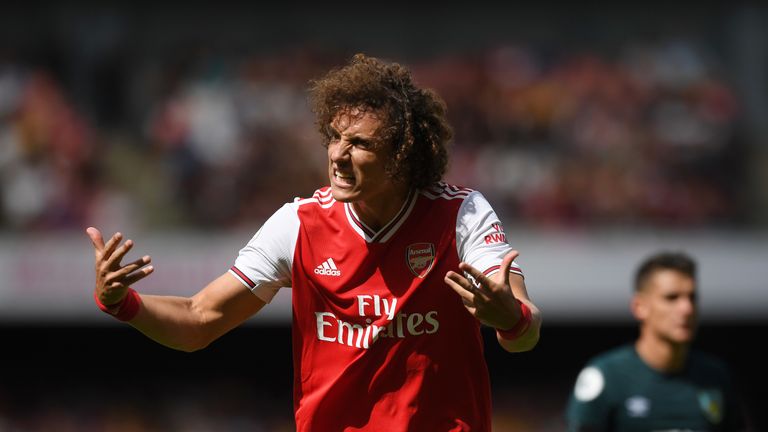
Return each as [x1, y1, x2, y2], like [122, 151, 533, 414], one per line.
[86, 53, 541, 431]
[565, 251, 746, 432]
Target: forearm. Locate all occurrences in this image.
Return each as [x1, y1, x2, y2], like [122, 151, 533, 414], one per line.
[497, 300, 541, 352]
[119, 273, 266, 353]
[87, 230, 264, 351]
[127, 294, 213, 352]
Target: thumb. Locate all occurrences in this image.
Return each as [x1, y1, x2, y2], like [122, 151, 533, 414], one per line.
[498, 250, 520, 287]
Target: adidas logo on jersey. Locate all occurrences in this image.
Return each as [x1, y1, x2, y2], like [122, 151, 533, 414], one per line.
[314, 258, 341, 277]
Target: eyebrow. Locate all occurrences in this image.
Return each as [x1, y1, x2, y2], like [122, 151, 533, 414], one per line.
[348, 136, 372, 144]
[328, 124, 376, 141]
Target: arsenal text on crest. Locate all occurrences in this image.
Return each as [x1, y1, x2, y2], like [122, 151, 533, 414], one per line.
[406, 243, 435, 278]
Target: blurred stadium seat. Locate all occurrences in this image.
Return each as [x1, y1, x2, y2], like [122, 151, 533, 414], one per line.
[0, 3, 766, 431]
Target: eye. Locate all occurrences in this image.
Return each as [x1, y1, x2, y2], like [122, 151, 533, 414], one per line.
[325, 125, 340, 142]
[351, 138, 372, 149]
[325, 133, 339, 147]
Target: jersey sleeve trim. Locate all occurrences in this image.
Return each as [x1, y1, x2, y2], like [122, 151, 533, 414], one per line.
[483, 264, 524, 278]
[230, 265, 256, 288]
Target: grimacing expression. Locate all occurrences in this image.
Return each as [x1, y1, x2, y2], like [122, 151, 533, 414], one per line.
[635, 269, 698, 345]
[327, 109, 399, 204]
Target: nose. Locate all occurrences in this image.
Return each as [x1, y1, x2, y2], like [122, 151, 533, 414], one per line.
[329, 140, 350, 163]
[679, 296, 696, 317]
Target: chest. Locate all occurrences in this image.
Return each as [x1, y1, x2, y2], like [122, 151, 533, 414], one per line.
[611, 372, 726, 432]
[293, 204, 479, 356]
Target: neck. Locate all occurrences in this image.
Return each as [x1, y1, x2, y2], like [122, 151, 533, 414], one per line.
[352, 187, 410, 232]
[635, 333, 689, 373]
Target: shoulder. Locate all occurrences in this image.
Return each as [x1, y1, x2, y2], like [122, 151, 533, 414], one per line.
[419, 182, 475, 201]
[291, 187, 337, 211]
[571, 346, 634, 403]
[689, 349, 729, 368]
[420, 182, 497, 218]
[590, 345, 637, 369]
[580, 345, 638, 382]
[688, 349, 732, 378]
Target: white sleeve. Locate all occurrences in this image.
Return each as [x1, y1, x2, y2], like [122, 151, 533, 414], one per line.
[229, 203, 299, 303]
[456, 191, 523, 278]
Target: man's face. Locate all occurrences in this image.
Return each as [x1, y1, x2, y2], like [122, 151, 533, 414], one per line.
[327, 108, 397, 204]
[633, 269, 698, 345]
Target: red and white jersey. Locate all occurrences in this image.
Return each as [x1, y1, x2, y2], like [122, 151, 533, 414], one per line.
[230, 182, 522, 432]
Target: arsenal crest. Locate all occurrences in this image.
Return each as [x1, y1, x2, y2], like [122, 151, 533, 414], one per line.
[407, 243, 435, 278]
[698, 389, 723, 424]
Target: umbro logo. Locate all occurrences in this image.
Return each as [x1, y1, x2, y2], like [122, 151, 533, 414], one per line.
[314, 258, 341, 277]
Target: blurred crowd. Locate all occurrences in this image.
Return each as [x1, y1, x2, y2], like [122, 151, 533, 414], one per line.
[0, 39, 748, 232]
[0, 378, 569, 432]
[0, 378, 296, 432]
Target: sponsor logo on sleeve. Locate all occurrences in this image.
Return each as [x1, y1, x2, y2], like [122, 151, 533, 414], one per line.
[484, 223, 507, 244]
[574, 366, 605, 402]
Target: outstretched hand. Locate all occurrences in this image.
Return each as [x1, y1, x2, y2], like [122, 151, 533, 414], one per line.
[86, 227, 154, 307]
[444, 250, 522, 330]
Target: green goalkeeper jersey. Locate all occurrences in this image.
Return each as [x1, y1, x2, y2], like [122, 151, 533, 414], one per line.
[566, 345, 745, 432]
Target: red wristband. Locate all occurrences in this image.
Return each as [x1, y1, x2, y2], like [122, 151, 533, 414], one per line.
[496, 300, 532, 341]
[94, 288, 142, 322]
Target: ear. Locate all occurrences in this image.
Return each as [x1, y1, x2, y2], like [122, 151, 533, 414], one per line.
[631, 293, 648, 321]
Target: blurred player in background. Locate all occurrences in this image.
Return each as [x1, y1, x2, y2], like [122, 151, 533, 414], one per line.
[86, 53, 541, 431]
[566, 251, 746, 431]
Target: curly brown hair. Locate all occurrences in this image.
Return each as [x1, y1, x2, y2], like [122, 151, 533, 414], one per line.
[308, 53, 452, 189]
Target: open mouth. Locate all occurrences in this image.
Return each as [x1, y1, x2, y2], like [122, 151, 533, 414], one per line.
[334, 170, 355, 186]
